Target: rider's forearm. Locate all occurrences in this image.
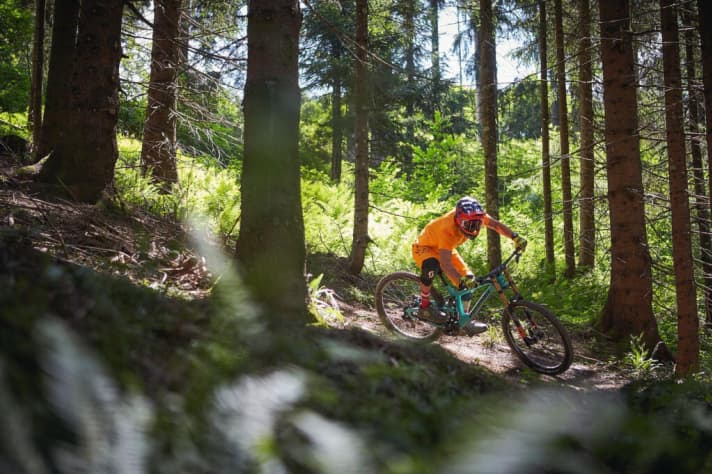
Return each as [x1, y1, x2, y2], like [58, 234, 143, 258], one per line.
[485, 216, 516, 239]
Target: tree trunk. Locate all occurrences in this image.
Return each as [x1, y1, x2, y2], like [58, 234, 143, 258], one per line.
[430, 0, 440, 118]
[540, 0, 555, 278]
[37, 0, 124, 203]
[349, 0, 369, 275]
[698, 0, 712, 330]
[140, 0, 183, 190]
[578, 0, 595, 268]
[555, 0, 575, 278]
[683, 7, 712, 328]
[469, 12, 481, 132]
[330, 69, 343, 183]
[37, 0, 79, 160]
[660, 0, 699, 377]
[479, 0, 501, 269]
[598, 0, 670, 358]
[236, 0, 307, 326]
[29, 0, 46, 156]
[404, 0, 415, 173]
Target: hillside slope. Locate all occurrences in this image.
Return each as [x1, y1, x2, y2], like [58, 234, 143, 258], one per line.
[2, 174, 712, 473]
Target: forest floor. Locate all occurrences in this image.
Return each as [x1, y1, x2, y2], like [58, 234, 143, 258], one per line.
[309, 254, 637, 392]
[0, 164, 640, 394]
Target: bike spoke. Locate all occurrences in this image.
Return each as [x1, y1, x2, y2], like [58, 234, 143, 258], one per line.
[376, 273, 440, 340]
[503, 302, 572, 374]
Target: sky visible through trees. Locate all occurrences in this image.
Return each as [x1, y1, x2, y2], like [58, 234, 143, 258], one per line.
[439, 5, 536, 88]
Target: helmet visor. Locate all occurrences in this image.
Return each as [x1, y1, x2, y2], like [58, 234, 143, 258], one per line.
[463, 219, 482, 233]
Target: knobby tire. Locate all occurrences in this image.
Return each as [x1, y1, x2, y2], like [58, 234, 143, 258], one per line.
[375, 272, 442, 342]
[501, 300, 573, 375]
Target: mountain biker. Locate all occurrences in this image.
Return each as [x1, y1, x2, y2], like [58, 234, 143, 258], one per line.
[412, 196, 527, 335]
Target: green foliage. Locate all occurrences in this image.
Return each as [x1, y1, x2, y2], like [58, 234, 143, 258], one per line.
[307, 273, 343, 326]
[698, 334, 712, 383]
[623, 333, 664, 378]
[117, 96, 147, 138]
[0, 112, 28, 137]
[402, 112, 484, 202]
[176, 82, 244, 164]
[299, 97, 332, 172]
[302, 170, 355, 256]
[0, 0, 32, 113]
[498, 77, 542, 140]
[115, 138, 242, 241]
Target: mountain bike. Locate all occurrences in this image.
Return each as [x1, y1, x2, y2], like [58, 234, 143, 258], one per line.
[374, 249, 573, 375]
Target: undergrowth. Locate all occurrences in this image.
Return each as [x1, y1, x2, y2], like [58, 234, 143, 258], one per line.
[112, 134, 712, 381]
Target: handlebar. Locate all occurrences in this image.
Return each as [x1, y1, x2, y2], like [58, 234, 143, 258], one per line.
[475, 248, 522, 284]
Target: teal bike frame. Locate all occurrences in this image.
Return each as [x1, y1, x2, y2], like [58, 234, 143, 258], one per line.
[431, 250, 522, 330]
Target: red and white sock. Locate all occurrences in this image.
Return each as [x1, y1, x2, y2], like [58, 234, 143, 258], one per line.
[420, 288, 430, 308]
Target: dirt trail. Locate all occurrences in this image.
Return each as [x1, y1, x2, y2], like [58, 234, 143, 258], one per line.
[339, 301, 633, 391]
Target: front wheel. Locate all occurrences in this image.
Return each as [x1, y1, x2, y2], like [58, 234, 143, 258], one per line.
[502, 300, 573, 375]
[375, 272, 443, 342]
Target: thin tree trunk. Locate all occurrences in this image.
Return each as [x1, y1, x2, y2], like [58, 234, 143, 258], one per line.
[236, 0, 307, 326]
[540, 0, 555, 278]
[141, 0, 182, 190]
[37, 0, 79, 160]
[480, 0, 501, 268]
[349, 0, 369, 275]
[555, 0, 575, 277]
[37, 0, 124, 203]
[598, 0, 671, 359]
[660, 0, 699, 377]
[430, 0, 440, 118]
[578, 0, 595, 268]
[683, 7, 712, 327]
[29, 0, 46, 156]
[330, 69, 343, 182]
[469, 13, 481, 132]
[404, 0, 415, 173]
[698, 0, 712, 330]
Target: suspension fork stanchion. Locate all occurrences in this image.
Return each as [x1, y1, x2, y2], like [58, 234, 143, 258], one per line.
[494, 276, 530, 343]
[503, 269, 541, 332]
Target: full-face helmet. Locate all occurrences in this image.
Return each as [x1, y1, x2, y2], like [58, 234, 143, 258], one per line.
[455, 196, 485, 239]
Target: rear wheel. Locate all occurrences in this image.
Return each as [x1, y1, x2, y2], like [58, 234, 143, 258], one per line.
[375, 272, 442, 342]
[502, 300, 573, 375]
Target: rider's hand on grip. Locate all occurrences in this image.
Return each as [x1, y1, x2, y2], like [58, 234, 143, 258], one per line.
[513, 233, 527, 252]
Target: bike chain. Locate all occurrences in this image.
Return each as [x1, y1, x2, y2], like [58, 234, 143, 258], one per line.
[444, 313, 460, 335]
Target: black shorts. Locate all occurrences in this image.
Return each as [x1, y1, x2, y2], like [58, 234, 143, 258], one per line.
[420, 258, 441, 285]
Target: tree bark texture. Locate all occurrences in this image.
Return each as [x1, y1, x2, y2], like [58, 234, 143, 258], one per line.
[683, 7, 712, 328]
[404, 0, 415, 173]
[430, 0, 440, 118]
[330, 68, 343, 182]
[29, 0, 46, 155]
[698, 0, 712, 330]
[236, 0, 307, 325]
[141, 0, 183, 189]
[555, 0, 575, 278]
[38, 0, 79, 160]
[349, 0, 370, 275]
[479, 0, 501, 269]
[37, 0, 124, 203]
[578, 0, 595, 268]
[598, 0, 668, 356]
[660, 0, 699, 376]
[540, 0, 555, 277]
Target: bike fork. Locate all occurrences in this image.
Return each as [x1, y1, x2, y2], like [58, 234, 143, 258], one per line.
[510, 309, 540, 347]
